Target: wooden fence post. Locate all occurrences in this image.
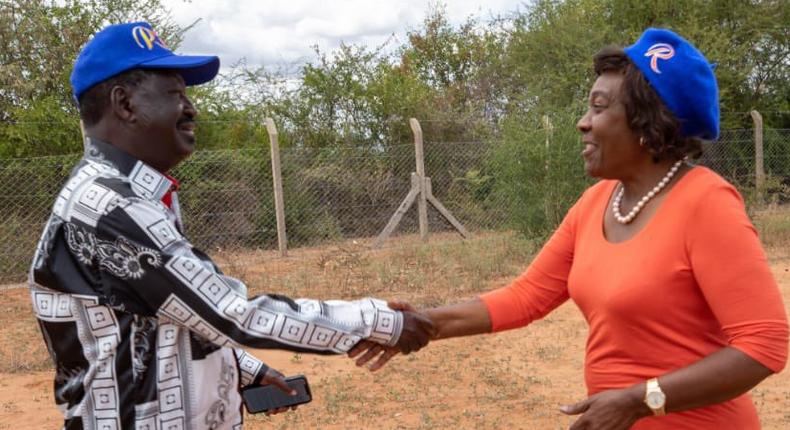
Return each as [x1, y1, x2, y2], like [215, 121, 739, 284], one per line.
[750, 110, 764, 203]
[373, 119, 470, 248]
[264, 118, 288, 257]
[542, 115, 551, 172]
[410, 118, 429, 241]
[372, 173, 421, 248]
[425, 177, 470, 239]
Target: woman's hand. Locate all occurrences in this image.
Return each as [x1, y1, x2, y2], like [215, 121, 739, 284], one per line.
[347, 300, 422, 371]
[349, 298, 497, 371]
[560, 386, 650, 430]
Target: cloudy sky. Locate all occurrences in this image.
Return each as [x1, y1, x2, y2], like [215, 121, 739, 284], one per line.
[163, 0, 526, 71]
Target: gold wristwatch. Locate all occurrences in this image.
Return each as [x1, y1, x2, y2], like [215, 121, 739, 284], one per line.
[644, 378, 666, 416]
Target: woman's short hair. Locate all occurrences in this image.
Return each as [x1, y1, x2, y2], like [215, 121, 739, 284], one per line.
[593, 46, 703, 162]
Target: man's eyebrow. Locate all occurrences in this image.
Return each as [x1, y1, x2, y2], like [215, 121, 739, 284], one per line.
[161, 71, 185, 85]
[165, 78, 186, 91]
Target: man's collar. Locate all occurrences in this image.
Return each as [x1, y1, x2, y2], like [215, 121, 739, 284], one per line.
[85, 138, 178, 202]
[163, 173, 180, 192]
[84, 137, 138, 175]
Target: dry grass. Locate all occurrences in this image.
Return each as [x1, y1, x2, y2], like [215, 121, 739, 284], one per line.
[754, 207, 790, 252]
[0, 227, 788, 429]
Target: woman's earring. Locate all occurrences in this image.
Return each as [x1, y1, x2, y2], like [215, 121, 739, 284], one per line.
[639, 137, 646, 147]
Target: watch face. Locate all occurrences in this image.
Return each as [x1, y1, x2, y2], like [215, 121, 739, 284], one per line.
[646, 391, 666, 409]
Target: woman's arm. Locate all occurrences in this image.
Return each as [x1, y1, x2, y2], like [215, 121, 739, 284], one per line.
[561, 347, 775, 430]
[347, 299, 492, 370]
[657, 347, 773, 412]
[424, 298, 491, 339]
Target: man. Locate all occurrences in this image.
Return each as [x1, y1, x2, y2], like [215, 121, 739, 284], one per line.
[29, 22, 434, 430]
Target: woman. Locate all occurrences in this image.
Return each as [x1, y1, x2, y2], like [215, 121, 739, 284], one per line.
[350, 28, 788, 429]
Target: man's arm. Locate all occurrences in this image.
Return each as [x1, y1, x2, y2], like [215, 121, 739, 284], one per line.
[71, 194, 432, 354]
[233, 349, 270, 387]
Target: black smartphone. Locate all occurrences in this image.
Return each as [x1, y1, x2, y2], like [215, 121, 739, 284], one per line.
[241, 375, 312, 414]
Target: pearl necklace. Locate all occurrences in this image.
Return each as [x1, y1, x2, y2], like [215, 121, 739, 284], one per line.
[612, 159, 684, 224]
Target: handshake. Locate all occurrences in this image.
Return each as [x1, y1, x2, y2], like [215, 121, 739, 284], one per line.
[350, 301, 436, 371]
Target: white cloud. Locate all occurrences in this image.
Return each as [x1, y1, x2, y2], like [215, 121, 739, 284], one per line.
[162, 0, 525, 70]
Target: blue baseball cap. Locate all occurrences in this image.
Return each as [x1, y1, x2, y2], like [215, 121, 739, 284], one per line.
[70, 22, 219, 102]
[624, 28, 719, 141]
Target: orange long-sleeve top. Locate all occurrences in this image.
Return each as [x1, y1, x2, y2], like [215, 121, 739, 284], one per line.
[480, 167, 788, 429]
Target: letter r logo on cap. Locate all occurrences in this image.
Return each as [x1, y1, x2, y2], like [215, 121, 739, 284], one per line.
[645, 43, 674, 74]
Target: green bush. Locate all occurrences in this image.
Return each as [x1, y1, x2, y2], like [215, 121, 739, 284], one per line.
[173, 149, 275, 250]
[485, 109, 591, 238]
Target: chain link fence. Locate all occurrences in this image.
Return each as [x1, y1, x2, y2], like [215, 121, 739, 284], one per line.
[278, 140, 507, 245]
[1, 122, 788, 284]
[700, 129, 790, 206]
[173, 148, 276, 250]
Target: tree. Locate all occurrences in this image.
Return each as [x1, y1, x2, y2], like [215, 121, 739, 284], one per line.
[500, 0, 789, 125]
[0, 0, 183, 156]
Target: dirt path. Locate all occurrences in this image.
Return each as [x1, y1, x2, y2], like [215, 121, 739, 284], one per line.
[1, 249, 788, 429]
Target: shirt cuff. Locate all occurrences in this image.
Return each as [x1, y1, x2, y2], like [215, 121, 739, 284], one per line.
[365, 298, 404, 347]
[236, 350, 270, 387]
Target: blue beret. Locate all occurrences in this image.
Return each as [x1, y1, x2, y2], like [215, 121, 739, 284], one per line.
[624, 28, 719, 141]
[71, 22, 219, 102]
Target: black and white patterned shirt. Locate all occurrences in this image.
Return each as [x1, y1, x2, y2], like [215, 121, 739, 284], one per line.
[29, 139, 403, 430]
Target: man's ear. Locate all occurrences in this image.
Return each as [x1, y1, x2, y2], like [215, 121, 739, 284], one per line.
[109, 85, 135, 124]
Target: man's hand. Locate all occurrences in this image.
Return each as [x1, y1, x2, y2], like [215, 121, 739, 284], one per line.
[258, 367, 299, 416]
[560, 386, 650, 430]
[348, 301, 435, 371]
[348, 340, 399, 371]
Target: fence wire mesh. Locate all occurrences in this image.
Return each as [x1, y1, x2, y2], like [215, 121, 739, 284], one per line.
[171, 147, 276, 251]
[700, 129, 790, 203]
[1, 124, 788, 283]
[278, 140, 508, 247]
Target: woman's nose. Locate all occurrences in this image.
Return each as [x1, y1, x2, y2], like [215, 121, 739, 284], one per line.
[577, 110, 591, 133]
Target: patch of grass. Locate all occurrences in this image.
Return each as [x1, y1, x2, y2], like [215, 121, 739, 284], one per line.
[0, 290, 51, 373]
[237, 231, 537, 312]
[320, 374, 366, 418]
[534, 345, 564, 361]
[754, 207, 790, 249]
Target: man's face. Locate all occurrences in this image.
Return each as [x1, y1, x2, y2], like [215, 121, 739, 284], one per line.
[128, 71, 197, 171]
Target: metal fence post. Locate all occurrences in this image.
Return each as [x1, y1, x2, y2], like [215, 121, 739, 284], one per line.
[750, 110, 764, 203]
[264, 118, 288, 257]
[410, 118, 429, 241]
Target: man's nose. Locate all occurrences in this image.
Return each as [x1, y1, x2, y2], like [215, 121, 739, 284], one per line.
[183, 96, 197, 118]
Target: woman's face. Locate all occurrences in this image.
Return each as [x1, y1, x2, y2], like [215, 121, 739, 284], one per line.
[577, 72, 644, 179]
